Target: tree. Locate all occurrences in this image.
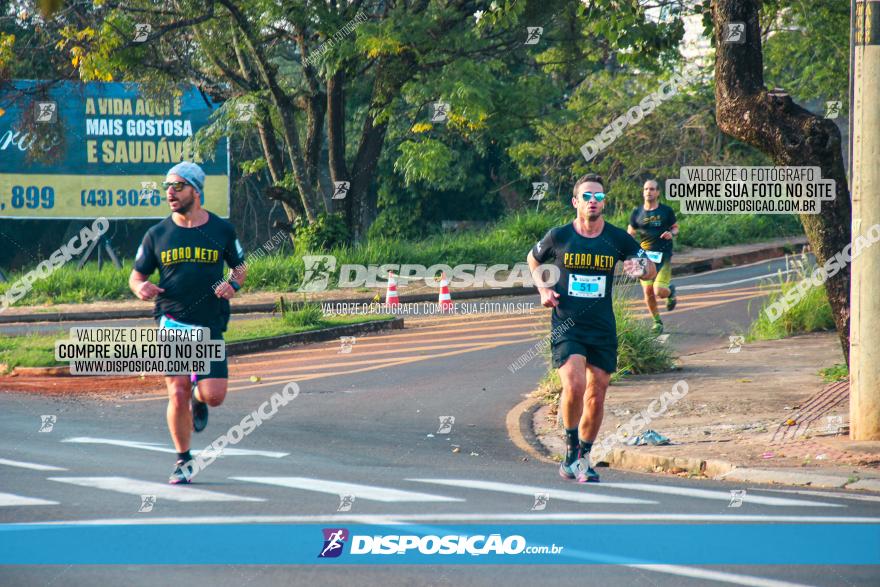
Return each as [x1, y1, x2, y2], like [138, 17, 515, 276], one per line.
[711, 0, 852, 362]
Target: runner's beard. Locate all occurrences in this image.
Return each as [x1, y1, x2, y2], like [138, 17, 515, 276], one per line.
[588, 213, 601, 221]
[174, 195, 195, 215]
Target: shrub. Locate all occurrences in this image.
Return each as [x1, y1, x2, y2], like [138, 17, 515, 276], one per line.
[748, 256, 835, 341]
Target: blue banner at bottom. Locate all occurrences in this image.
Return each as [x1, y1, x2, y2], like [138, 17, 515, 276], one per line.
[0, 523, 878, 565]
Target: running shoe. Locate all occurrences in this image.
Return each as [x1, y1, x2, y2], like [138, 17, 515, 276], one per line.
[559, 460, 576, 480]
[192, 384, 208, 433]
[168, 459, 192, 485]
[666, 284, 677, 311]
[652, 318, 664, 334]
[571, 457, 600, 483]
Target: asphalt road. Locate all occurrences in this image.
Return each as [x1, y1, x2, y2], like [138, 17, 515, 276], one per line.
[1, 256, 877, 586]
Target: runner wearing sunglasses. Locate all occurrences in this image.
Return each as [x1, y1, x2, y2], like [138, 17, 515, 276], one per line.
[527, 173, 655, 483]
[128, 161, 247, 484]
[627, 179, 679, 334]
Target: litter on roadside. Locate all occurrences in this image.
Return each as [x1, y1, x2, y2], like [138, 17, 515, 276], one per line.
[625, 430, 671, 446]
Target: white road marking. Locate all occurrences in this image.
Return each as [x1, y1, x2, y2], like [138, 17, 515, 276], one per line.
[629, 565, 817, 587]
[61, 437, 288, 458]
[676, 269, 795, 291]
[231, 476, 464, 503]
[409, 478, 655, 505]
[599, 482, 842, 507]
[17, 513, 880, 526]
[0, 492, 59, 507]
[759, 488, 880, 503]
[675, 254, 795, 279]
[0, 458, 67, 471]
[48, 477, 264, 502]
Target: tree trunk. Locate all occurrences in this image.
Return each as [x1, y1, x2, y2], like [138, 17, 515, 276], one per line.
[301, 48, 328, 215]
[712, 0, 851, 363]
[327, 70, 353, 226]
[232, 30, 300, 245]
[219, 0, 322, 222]
[349, 55, 415, 239]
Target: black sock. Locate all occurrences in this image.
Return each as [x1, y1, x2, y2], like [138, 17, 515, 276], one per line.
[578, 439, 593, 459]
[564, 428, 579, 465]
[177, 450, 192, 463]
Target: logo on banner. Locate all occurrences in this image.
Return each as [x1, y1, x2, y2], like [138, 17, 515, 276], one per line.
[319, 528, 349, 558]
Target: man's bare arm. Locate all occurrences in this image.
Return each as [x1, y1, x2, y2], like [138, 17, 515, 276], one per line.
[129, 270, 164, 300]
[528, 251, 559, 308]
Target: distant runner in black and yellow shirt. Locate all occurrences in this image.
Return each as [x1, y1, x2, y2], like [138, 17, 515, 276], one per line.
[528, 173, 656, 483]
[628, 179, 679, 334]
[129, 161, 247, 484]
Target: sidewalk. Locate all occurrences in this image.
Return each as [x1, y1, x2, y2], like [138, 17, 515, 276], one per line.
[532, 332, 880, 491]
[0, 236, 807, 323]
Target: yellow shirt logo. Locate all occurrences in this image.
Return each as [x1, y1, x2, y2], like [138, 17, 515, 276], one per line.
[159, 247, 220, 266]
[563, 253, 615, 271]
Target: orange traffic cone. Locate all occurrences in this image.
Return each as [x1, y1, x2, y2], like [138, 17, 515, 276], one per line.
[438, 271, 453, 312]
[385, 271, 400, 306]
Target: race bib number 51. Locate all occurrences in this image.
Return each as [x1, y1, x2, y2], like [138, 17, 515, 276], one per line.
[568, 274, 606, 298]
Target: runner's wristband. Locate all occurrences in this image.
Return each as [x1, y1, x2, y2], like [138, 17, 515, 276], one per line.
[228, 279, 241, 292]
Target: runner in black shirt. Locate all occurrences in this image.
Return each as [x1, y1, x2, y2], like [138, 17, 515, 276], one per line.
[129, 161, 247, 484]
[528, 173, 655, 483]
[628, 180, 680, 334]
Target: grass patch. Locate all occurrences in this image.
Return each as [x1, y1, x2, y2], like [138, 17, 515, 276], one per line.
[0, 209, 802, 307]
[820, 363, 848, 383]
[672, 214, 801, 250]
[535, 283, 677, 406]
[0, 308, 391, 370]
[0, 332, 65, 369]
[748, 261, 835, 341]
[227, 308, 391, 343]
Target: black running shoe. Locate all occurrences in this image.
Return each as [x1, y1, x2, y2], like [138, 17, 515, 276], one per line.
[192, 385, 208, 433]
[666, 284, 677, 311]
[168, 459, 192, 485]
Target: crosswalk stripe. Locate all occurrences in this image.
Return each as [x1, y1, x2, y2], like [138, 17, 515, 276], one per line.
[0, 458, 67, 471]
[24, 513, 880, 526]
[0, 492, 59, 507]
[599, 482, 843, 507]
[48, 477, 264, 502]
[231, 476, 465, 503]
[409, 479, 655, 505]
[61, 437, 289, 458]
[629, 564, 816, 587]
[759, 488, 880, 503]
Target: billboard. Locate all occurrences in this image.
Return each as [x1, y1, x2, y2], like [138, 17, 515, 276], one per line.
[0, 80, 229, 219]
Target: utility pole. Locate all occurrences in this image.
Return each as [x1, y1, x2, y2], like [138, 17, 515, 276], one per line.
[850, 0, 880, 440]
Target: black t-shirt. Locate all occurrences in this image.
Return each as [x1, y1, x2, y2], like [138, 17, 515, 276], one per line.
[134, 212, 245, 328]
[629, 203, 676, 264]
[531, 221, 643, 345]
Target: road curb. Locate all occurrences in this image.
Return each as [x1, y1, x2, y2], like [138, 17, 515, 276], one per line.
[597, 448, 736, 478]
[0, 238, 807, 324]
[6, 317, 404, 377]
[523, 395, 880, 491]
[505, 395, 556, 465]
[673, 239, 806, 275]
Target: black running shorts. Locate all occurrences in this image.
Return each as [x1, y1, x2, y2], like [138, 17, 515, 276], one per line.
[551, 338, 617, 375]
